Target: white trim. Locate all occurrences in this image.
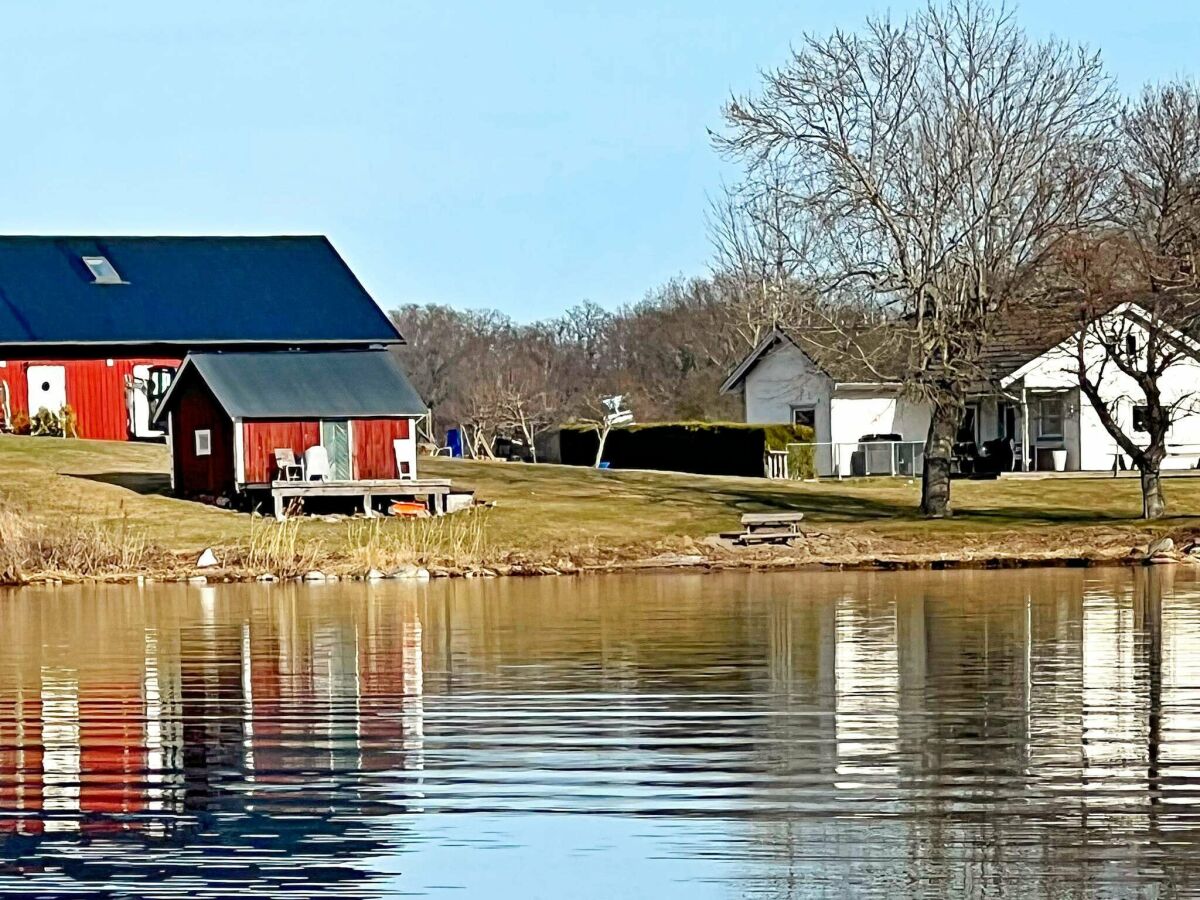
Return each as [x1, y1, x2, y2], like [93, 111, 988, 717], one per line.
[233, 417, 245, 488]
[149, 356, 197, 424]
[194, 428, 212, 457]
[347, 418, 356, 480]
[723, 329, 843, 393]
[167, 412, 175, 491]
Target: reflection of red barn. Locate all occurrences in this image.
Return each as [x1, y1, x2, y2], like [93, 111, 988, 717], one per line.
[152, 350, 427, 499]
[0, 236, 402, 441]
[78, 686, 146, 829]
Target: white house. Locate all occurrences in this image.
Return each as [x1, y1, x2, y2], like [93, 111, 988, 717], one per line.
[721, 331, 929, 476]
[722, 301, 1200, 476]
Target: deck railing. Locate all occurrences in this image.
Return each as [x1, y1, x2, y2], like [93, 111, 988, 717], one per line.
[771, 440, 926, 479]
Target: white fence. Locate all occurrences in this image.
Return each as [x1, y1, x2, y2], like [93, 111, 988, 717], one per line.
[771, 440, 926, 479]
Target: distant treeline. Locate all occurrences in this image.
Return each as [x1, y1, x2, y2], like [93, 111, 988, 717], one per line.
[389, 275, 790, 457]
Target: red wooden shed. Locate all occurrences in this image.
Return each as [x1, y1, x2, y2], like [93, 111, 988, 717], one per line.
[152, 350, 428, 499]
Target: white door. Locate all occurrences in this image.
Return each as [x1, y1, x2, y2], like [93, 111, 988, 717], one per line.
[27, 365, 66, 415]
[129, 364, 171, 439]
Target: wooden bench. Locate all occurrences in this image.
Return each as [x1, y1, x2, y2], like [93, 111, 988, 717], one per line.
[724, 512, 806, 545]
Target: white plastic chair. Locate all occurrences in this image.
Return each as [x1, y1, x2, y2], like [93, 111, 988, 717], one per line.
[393, 438, 416, 481]
[304, 445, 330, 482]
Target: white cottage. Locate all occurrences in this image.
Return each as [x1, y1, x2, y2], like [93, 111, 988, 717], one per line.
[721, 329, 929, 476]
[722, 301, 1200, 476]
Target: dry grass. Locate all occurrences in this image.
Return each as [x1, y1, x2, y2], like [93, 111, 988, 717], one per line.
[0, 504, 156, 582]
[344, 508, 491, 572]
[218, 508, 492, 578]
[231, 515, 327, 578]
[5, 434, 1200, 582]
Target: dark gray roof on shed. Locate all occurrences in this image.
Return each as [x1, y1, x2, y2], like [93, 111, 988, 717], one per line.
[0, 235, 402, 349]
[154, 350, 427, 422]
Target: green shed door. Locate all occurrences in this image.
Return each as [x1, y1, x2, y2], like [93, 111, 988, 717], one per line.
[321, 420, 352, 481]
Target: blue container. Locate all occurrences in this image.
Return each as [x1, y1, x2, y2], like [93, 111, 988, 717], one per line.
[446, 428, 464, 458]
[598, 461, 611, 469]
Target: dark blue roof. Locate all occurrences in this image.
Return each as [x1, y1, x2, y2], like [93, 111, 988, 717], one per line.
[0, 236, 402, 349]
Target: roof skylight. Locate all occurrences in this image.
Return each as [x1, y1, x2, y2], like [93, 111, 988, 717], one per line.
[82, 255, 123, 284]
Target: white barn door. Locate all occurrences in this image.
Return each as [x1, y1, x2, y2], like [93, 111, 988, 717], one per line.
[27, 365, 66, 415]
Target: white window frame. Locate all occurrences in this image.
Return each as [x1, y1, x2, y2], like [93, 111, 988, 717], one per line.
[1036, 396, 1064, 441]
[194, 429, 212, 457]
[790, 405, 816, 429]
[82, 255, 124, 284]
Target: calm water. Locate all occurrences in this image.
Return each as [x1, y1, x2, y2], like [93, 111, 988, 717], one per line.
[0, 570, 1198, 898]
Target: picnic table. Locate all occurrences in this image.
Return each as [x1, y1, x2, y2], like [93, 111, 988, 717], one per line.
[724, 512, 806, 546]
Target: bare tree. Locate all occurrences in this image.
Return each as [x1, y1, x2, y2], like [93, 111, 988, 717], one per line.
[717, 0, 1115, 516]
[1120, 81, 1200, 291]
[1050, 81, 1200, 518]
[1070, 300, 1200, 518]
[708, 164, 813, 348]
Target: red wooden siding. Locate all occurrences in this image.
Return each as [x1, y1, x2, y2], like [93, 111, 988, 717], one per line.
[0, 357, 180, 441]
[239, 417, 414, 483]
[353, 418, 412, 479]
[170, 368, 235, 495]
[242, 421, 321, 483]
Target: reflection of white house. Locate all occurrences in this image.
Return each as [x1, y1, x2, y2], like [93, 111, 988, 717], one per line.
[722, 301, 1200, 476]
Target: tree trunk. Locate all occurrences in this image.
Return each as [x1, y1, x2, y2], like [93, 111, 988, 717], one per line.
[593, 423, 612, 468]
[1140, 465, 1166, 519]
[921, 397, 962, 518]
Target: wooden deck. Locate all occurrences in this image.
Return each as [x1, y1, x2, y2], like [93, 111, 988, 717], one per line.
[255, 478, 454, 519]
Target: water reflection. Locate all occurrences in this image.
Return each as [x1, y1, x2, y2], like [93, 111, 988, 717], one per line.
[0, 570, 1197, 896]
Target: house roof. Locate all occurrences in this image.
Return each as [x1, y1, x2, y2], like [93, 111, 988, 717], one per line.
[0, 236, 402, 349]
[153, 350, 427, 423]
[977, 295, 1098, 384]
[721, 327, 909, 393]
[722, 297, 1156, 394]
[998, 298, 1200, 387]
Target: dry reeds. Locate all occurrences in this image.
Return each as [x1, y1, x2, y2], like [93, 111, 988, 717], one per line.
[346, 508, 491, 571]
[237, 515, 326, 577]
[0, 505, 152, 583]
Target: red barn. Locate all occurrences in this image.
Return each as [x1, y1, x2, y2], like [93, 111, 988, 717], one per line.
[0, 236, 403, 440]
[152, 349, 428, 501]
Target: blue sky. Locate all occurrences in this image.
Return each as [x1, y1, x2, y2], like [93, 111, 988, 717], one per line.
[0, 2, 1197, 320]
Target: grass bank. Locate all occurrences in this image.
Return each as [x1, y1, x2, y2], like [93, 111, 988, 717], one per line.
[1, 434, 1198, 583]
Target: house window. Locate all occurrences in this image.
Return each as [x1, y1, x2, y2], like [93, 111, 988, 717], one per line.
[1037, 396, 1064, 439]
[791, 406, 816, 429]
[194, 429, 211, 457]
[1133, 405, 1150, 433]
[82, 255, 123, 284]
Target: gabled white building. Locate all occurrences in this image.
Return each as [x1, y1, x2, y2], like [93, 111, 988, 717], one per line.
[722, 302, 1200, 476]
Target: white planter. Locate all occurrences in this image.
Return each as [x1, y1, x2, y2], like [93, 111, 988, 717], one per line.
[1051, 449, 1068, 472]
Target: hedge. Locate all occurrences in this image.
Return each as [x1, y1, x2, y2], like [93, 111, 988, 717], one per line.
[556, 421, 816, 478]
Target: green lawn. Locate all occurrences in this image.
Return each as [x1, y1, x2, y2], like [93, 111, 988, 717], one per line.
[0, 434, 1194, 565]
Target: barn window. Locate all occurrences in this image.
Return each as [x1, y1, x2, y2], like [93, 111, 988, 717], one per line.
[194, 429, 212, 457]
[82, 255, 124, 284]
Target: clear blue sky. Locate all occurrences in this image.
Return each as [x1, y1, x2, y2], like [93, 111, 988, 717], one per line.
[0, 1, 1196, 320]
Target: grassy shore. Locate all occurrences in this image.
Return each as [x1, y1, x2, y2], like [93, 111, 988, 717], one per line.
[1, 434, 1198, 583]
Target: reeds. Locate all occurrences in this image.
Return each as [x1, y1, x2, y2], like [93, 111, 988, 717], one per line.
[345, 508, 491, 571]
[0, 505, 152, 582]
[238, 515, 325, 577]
